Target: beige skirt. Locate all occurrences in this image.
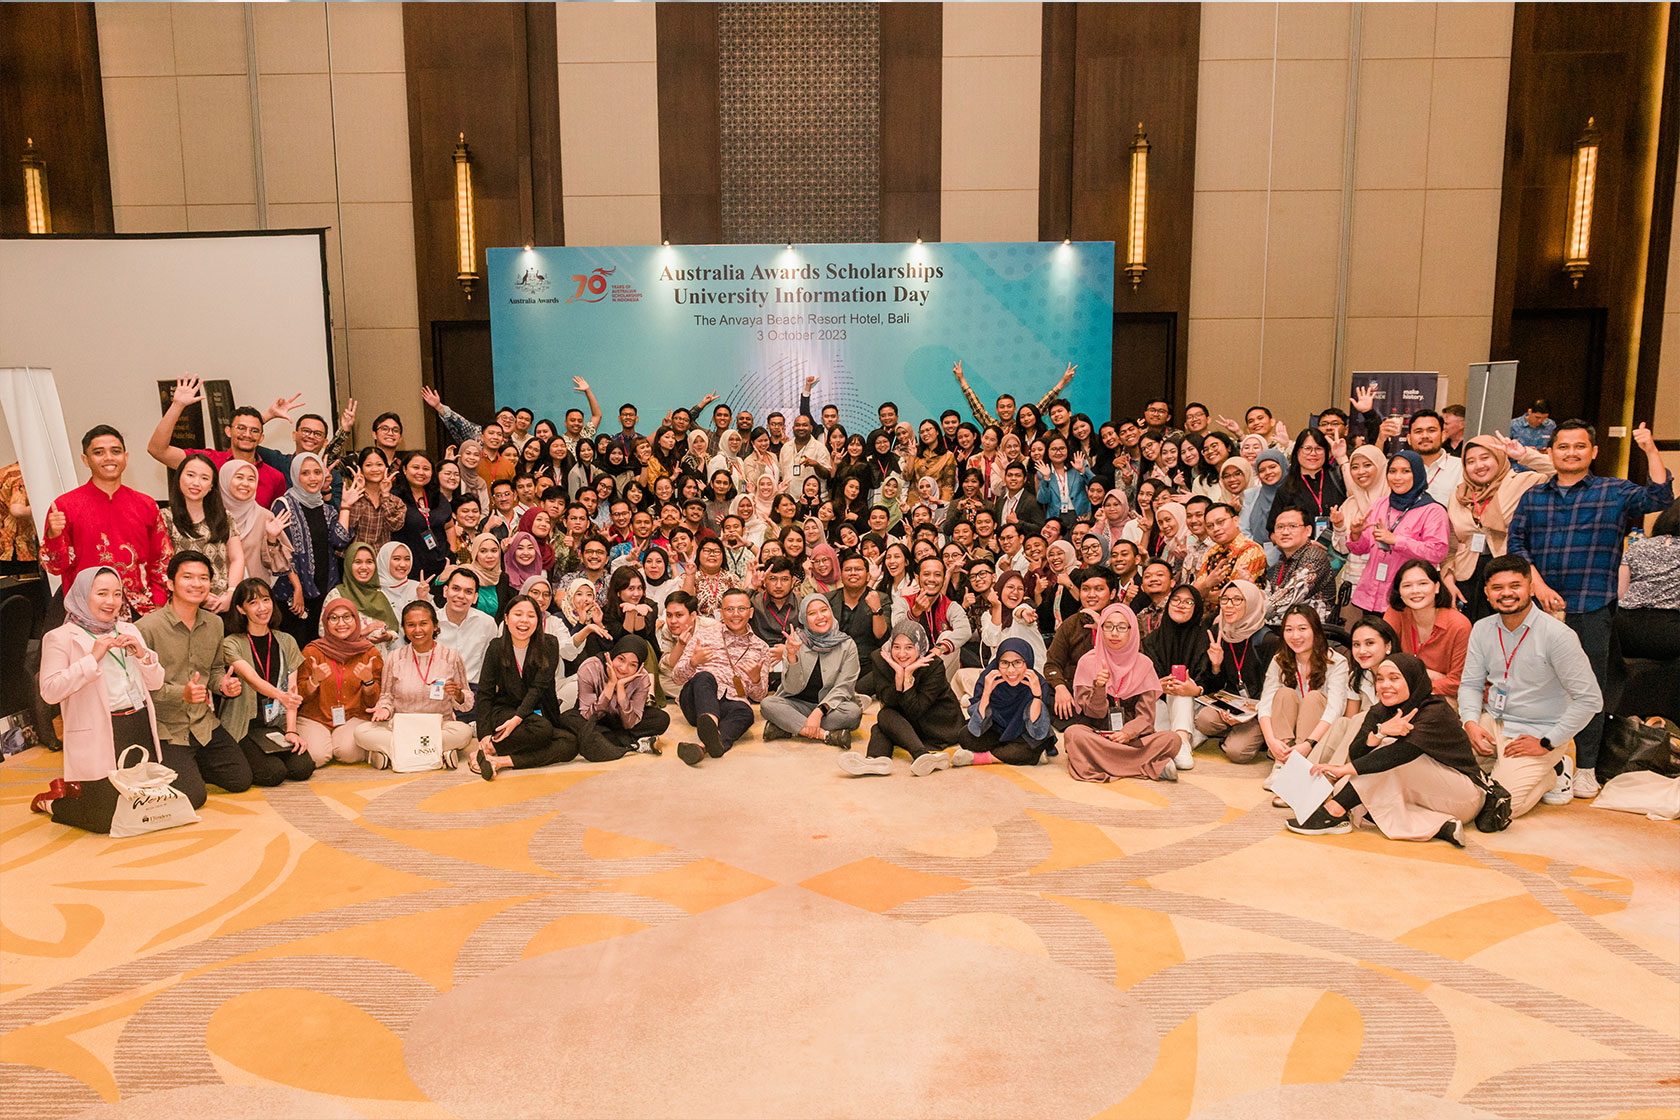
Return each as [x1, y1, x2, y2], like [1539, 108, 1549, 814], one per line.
[1348, 754, 1484, 842]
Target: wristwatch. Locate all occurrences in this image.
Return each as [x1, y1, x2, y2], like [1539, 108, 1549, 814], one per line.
[1539, 737, 1552, 750]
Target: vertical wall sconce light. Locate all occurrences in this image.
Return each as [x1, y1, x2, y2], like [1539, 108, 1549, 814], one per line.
[1563, 117, 1598, 288]
[453, 132, 478, 299]
[1124, 124, 1149, 289]
[21, 138, 50, 235]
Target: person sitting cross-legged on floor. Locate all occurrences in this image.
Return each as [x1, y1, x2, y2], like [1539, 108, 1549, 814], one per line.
[574, 635, 671, 759]
[661, 590, 772, 767]
[839, 621, 971, 778]
[959, 637, 1055, 766]
[1063, 604, 1186, 783]
[469, 595, 572, 780]
[1290, 652, 1487, 847]
[1457, 554, 1602, 815]
[761, 594, 863, 747]
[355, 599, 476, 770]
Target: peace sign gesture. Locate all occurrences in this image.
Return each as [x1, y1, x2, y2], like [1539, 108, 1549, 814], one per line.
[1205, 627, 1223, 670]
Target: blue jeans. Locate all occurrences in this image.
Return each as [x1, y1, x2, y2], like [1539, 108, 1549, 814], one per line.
[1563, 604, 1615, 771]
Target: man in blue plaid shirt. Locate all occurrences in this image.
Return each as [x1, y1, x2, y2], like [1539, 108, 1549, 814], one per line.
[1507, 420, 1672, 796]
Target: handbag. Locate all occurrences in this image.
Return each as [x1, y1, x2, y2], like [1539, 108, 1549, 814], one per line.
[1597, 714, 1680, 783]
[1591, 771, 1680, 820]
[389, 712, 446, 773]
[108, 745, 200, 839]
[1473, 771, 1513, 833]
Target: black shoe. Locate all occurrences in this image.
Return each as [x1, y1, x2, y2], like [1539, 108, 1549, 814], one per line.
[705, 740, 729, 759]
[678, 742, 702, 767]
[1285, 804, 1350, 835]
[760, 722, 788, 742]
[1435, 819, 1465, 848]
[696, 712, 722, 757]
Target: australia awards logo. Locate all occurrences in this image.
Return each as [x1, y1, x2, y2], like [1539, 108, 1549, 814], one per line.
[515, 266, 551, 297]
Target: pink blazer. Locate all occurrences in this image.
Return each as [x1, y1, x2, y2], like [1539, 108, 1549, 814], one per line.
[38, 621, 164, 781]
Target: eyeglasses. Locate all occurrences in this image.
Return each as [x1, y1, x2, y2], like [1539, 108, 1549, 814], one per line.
[1219, 594, 1247, 605]
[1099, 622, 1130, 634]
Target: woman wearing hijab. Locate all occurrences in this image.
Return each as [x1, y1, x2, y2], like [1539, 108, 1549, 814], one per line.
[1312, 617, 1399, 768]
[1241, 449, 1289, 552]
[761, 594, 862, 746]
[877, 474, 907, 530]
[1330, 444, 1389, 614]
[1039, 540, 1081, 639]
[469, 595, 568, 780]
[333, 542, 400, 644]
[35, 567, 182, 831]
[220, 459, 291, 587]
[1151, 500, 1191, 575]
[1063, 604, 1184, 782]
[1289, 652, 1487, 847]
[297, 597, 383, 766]
[457, 531, 511, 618]
[1441, 434, 1553, 620]
[1142, 583, 1217, 770]
[1346, 450, 1449, 615]
[555, 572, 612, 677]
[376, 541, 422, 621]
[501, 530, 547, 594]
[1217, 457, 1255, 523]
[271, 451, 355, 643]
[804, 540, 842, 595]
[574, 635, 670, 758]
[960, 637, 1054, 766]
[841, 620, 970, 777]
[356, 599, 474, 771]
[1190, 578, 1277, 764]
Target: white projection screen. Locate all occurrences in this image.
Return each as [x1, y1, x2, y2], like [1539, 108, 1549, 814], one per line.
[0, 231, 335, 499]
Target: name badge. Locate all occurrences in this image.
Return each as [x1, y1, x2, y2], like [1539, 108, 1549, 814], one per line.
[331, 705, 347, 727]
[429, 680, 447, 701]
[1374, 561, 1389, 582]
[1108, 710, 1127, 733]
[1487, 684, 1508, 717]
[1469, 532, 1486, 554]
[421, 531, 438, 551]
[264, 699, 282, 724]
[1314, 517, 1329, 537]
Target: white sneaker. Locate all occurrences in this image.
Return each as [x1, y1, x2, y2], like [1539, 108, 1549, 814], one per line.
[1572, 767, 1601, 799]
[950, 748, 975, 768]
[1541, 756, 1575, 806]
[1174, 734, 1194, 771]
[1262, 761, 1281, 792]
[1158, 759, 1178, 782]
[837, 752, 891, 776]
[911, 751, 953, 777]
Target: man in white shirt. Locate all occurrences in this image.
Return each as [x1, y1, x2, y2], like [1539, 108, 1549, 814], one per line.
[1406, 410, 1463, 507]
[777, 412, 831, 491]
[994, 523, 1029, 576]
[1458, 555, 1601, 817]
[435, 568, 500, 691]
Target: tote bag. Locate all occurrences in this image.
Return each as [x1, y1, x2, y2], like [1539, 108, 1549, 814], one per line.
[390, 713, 446, 773]
[108, 744, 200, 838]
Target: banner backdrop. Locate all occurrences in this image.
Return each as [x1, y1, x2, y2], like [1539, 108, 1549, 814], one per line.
[488, 242, 1115, 434]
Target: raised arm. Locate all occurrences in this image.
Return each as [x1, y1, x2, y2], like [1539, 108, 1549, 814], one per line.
[573, 377, 602, 433]
[148, 376, 202, 470]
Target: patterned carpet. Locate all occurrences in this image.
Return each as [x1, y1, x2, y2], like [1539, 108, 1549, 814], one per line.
[1, 707, 1676, 1120]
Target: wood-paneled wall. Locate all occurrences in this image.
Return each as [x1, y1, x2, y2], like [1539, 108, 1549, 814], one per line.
[402, 2, 561, 441]
[655, 3, 721, 244]
[0, 2, 112, 235]
[1492, 2, 1674, 471]
[1040, 2, 1199, 417]
[880, 3, 941, 242]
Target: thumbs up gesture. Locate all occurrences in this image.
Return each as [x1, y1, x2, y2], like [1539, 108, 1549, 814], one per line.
[183, 671, 208, 705]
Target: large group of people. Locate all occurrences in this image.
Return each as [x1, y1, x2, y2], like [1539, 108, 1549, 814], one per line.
[18, 362, 1677, 846]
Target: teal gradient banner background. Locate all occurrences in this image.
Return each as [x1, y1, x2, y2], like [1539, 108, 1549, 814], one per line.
[488, 241, 1114, 434]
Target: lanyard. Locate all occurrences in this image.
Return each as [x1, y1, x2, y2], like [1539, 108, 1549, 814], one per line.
[1465, 488, 1497, 528]
[412, 644, 437, 684]
[252, 633, 277, 685]
[83, 625, 134, 684]
[1496, 624, 1530, 681]
[1226, 637, 1249, 681]
[764, 596, 793, 633]
[1301, 471, 1325, 514]
[332, 659, 347, 703]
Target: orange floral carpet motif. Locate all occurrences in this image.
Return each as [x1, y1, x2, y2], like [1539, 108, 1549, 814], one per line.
[0, 715, 1675, 1119]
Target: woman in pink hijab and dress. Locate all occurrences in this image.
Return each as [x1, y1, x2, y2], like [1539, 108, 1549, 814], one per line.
[1062, 603, 1185, 782]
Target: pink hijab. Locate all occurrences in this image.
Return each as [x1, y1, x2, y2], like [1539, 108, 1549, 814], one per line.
[1073, 603, 1159, 701]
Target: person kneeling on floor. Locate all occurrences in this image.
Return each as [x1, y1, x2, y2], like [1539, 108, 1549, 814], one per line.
[1290, 652, 1488, 846]
[762, 594, 863, 747]
[574, 635, 670, 758]
[960, 637, 1055, 766]
[840, 621, 971, 777]
[356, 599, 476, 770]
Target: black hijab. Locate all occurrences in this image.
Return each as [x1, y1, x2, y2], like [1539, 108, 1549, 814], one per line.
[1142, 585, 1212, 681]
[1353, 652, 1480, 776]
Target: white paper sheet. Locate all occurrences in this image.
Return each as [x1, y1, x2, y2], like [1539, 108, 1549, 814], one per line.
[1273, 749, 1334, 823]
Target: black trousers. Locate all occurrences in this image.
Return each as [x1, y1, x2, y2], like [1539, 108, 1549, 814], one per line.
[958, 725, 1052, 766]
[867, 708, 966, 759]
[52, 711, 210, 833]
[480, 708, 567, 769]
[238, 730, 317, 785]
[678, 673, 755, 753]
[594, 706, 671, 749]
[274, 592, 324, 649]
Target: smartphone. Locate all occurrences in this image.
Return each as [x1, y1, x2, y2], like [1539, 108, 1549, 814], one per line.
[1171, 664, 1188, 682]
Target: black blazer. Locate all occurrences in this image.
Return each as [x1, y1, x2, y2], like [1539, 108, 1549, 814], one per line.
[993, 488, 1046, 535]
[474, 632, 560, 732]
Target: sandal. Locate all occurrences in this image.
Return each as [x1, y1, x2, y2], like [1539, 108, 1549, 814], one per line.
[473, 749, 496, 781]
